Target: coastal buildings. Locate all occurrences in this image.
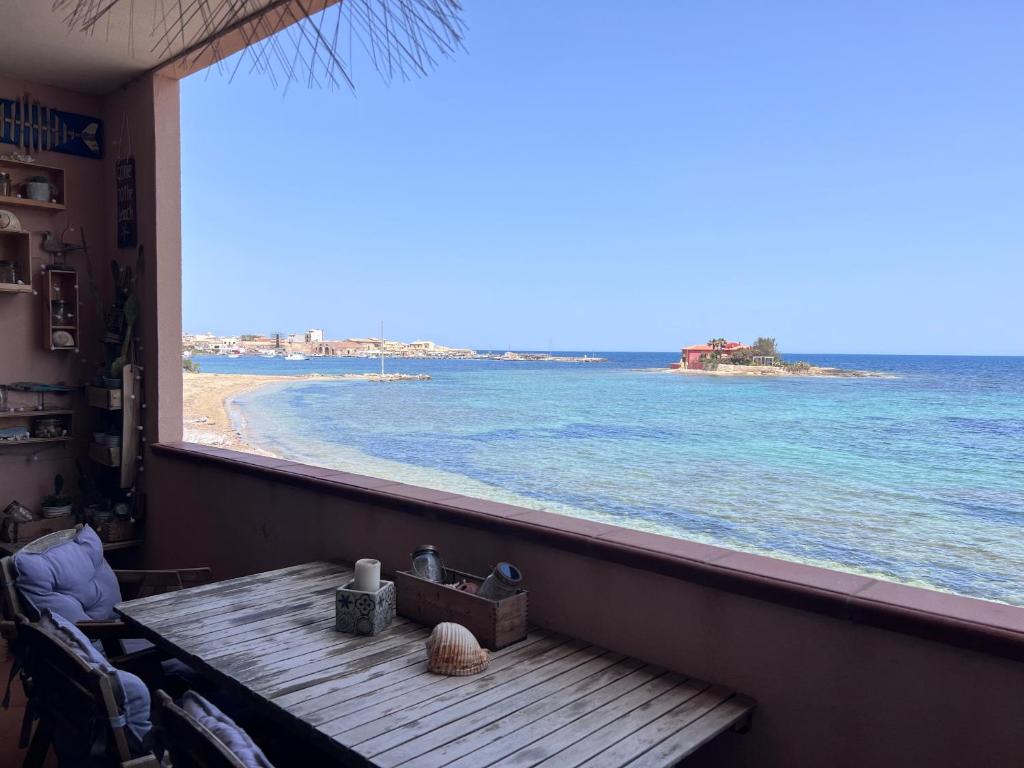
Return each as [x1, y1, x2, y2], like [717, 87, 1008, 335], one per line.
[680, 340, 749, 370]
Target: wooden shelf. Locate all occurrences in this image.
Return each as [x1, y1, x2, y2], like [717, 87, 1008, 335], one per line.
[43, 268, 78, 352]
[0, 158, 66, 210]
[0, 194, 65, 212]
[0, 230, 31, 292]
[0, 437, 72, 447]
[0, 409, 73, 420]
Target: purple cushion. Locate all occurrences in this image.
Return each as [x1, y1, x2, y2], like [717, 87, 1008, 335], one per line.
[13, 525, 121, 622]
[38, 610, 153, 744]
[180, 691, 274, 768]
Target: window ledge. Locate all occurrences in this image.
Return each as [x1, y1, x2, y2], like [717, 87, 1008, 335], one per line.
[152, 441, 1024, 662]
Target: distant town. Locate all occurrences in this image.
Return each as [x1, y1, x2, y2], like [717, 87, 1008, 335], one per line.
[182, 330, 606, 363]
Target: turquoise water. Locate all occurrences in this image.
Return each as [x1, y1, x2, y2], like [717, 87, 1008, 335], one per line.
[196, 353, 1024, 605]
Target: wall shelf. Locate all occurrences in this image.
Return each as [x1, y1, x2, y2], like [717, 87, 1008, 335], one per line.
[0, 158, 66, 210]
[0, 229, 32, 293]
[0, 409, 73, 420]
[0, 194, 65, 212]
[42, 268, 79, 351]
[0, 436, 72, 447]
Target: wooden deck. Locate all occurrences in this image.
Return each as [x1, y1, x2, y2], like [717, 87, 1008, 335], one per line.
[116, 561, 753, 766]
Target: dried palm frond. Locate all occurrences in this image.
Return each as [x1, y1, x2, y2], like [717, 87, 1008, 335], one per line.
[52, 0, 465, 92]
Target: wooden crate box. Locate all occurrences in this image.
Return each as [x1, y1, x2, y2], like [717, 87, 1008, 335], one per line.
[396, 568, 527, 650]
[1, 516, 76, 543]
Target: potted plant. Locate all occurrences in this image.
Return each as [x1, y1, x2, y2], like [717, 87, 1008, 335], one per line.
[24, 175, 56, 203]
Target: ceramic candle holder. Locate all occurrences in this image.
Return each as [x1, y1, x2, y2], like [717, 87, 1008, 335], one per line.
[335, 579, 396, 636]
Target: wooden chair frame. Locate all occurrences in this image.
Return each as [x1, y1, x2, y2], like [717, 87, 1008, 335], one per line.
[0, 526, 211, 655]
[154, 689, 248, 768]
[17, 618, 159, 768]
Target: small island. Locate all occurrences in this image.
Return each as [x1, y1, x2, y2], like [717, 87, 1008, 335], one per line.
[669, 338, 881, 378]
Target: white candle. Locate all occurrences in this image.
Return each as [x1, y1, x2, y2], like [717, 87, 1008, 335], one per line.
[354, 558, 381, 592]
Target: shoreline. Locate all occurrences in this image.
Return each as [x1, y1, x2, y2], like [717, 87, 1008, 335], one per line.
[182, 371, 428, 454]
[640, 364, 888, 378]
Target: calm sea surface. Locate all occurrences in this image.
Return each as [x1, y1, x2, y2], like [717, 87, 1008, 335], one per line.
[194, 353, 1024, 605]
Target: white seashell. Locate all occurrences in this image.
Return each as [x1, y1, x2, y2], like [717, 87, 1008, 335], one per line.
[426, 622, 489, 676]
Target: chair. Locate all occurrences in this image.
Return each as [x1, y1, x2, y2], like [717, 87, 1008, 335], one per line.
[1, 525, 211, 657]
[155, 690, 274, 768]
[17, 612, 160, 768]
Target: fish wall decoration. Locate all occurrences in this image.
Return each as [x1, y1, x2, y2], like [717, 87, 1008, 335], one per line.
[0, 93, 103, 159]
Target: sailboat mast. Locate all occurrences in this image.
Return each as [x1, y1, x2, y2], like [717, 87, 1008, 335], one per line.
[380, 320, 385, 377]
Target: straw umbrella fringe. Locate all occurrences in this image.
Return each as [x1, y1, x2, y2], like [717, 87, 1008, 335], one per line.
[51, 0, 465, 92]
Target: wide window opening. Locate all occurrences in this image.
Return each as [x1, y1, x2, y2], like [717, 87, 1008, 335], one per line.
[181, 4, 1024, 607]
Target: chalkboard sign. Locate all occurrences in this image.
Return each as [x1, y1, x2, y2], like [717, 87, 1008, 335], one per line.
[116, 157, 137, 248]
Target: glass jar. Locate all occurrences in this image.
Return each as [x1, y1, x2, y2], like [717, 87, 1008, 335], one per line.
[51, 300, 70, 325]
[411, 544, 446, 583]
[477, 562, 523, 601]
[0, 172, 11, 197]
[0, 261, 15, 284]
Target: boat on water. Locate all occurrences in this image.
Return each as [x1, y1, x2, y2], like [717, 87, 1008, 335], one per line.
[285, 353, 307, 361]
[227, 353, 241, 359]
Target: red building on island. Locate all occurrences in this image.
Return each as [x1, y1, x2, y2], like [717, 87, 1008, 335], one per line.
[677, 340, 749, 370]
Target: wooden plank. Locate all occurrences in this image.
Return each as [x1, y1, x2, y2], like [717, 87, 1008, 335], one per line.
[119, 364, 139, 488]
[117, 561, 344, 622]
[204, 618, 412, 667]
[161, 578, 345, 639]
[236, 623, 428, 686]
[369, 652, 634, 768]
[317, 634, 573, 737]
[572, 685, 733, 768]
[119, 561, 343, 616]
[351, 643, 606, 759]
[118, 561, 339, 612]
[621, 694, 755, 768]
[175, 602, 338, 650]
[271, 643, 439, 711]
[432, 663, 660, 768]
[503, 676, 706, 768]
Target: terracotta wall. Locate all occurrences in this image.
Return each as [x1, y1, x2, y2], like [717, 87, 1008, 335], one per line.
[144, 446, 1024, 768]
[0, 75, 107, 510]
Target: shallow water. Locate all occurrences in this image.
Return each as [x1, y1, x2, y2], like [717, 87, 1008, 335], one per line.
[195, 353, 1024, 605]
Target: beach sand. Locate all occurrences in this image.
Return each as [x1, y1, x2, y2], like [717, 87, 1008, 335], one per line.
[182, 371, 428, 454]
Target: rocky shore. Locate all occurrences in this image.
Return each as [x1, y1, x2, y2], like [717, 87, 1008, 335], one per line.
[671, 363, 884, 378]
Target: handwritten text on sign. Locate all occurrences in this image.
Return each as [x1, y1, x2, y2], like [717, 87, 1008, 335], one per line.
[116, 158, 137, 248]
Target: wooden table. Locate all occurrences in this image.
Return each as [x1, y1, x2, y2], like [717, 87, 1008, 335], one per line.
[116, 561, 753, 767]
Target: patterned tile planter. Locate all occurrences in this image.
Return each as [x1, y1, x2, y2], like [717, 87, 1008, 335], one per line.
[335, 579, 396, 636]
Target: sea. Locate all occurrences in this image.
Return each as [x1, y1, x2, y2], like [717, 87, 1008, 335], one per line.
[192, 353, 1024, 606]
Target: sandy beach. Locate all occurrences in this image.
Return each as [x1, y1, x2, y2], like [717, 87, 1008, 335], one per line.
[182, 371, 428, 454]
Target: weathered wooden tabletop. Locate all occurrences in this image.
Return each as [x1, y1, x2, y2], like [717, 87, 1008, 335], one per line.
[116, 561, 753, 767]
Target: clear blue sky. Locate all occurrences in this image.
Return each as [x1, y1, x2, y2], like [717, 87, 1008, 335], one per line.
[182, 1, 1024, 355]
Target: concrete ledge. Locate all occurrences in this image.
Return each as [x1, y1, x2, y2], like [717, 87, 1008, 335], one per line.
[152, 441, 1024, 662]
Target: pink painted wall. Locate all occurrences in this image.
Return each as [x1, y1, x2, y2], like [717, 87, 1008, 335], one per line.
[101, 74, 183, 447]
[0, 75, 107, 510]
[0, 71, 180, 514]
